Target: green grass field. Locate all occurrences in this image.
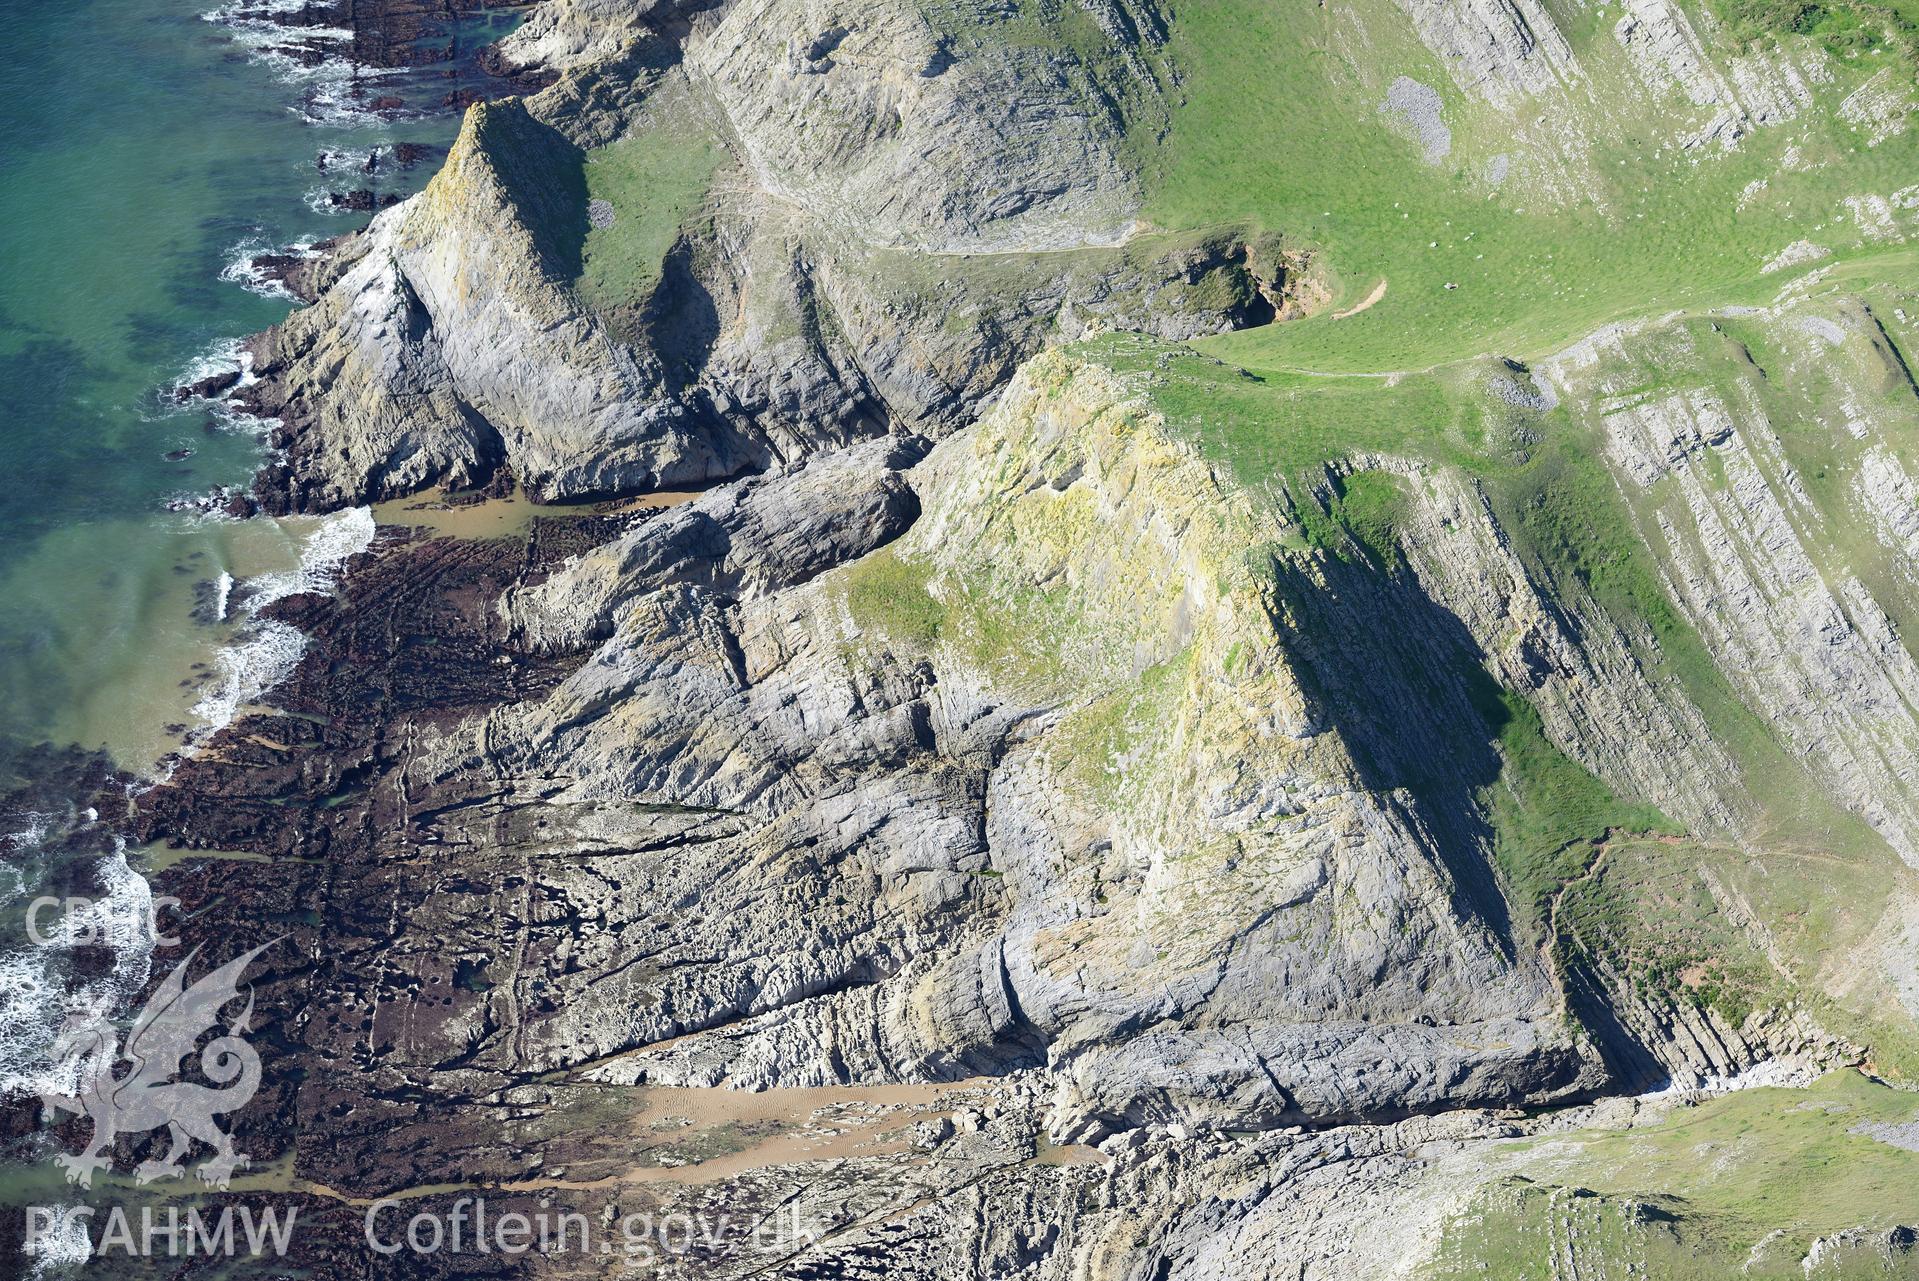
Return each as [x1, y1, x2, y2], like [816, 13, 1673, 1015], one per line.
[577, 124, 723, 314]
[1426, 1072, 1919, 1278]
[1141, 0, 1919, 372]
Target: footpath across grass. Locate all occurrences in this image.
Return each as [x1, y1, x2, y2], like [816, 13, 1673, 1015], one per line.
[1144, 0, 1919, 372]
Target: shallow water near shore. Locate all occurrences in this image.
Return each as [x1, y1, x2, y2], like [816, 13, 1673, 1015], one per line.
[0, 0, 518, 776]
[0, 0, 518, 1247]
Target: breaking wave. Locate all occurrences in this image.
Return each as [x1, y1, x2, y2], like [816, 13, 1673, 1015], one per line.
[0, 839, 156, 1104]
[188, 506, 376, 736]
[23, 1205, 94, 1277]
[201, 0, 400, 128]
[175, 335, 255, 397]
[219, 233, 315, 301]
[2, 831, 158, 1280]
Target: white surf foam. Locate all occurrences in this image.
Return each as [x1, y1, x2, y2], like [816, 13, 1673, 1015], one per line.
[219, 233, 315, 301]
[202, 0, 402, 128]
[0, 841, 156, 1104]
[173, 335, 256, 399]
[24, 1205, 93, 1277]
[0, 814, 58, 1101]
[247, 504, 377, 611]
[188, 618, 309, 734]
[316, 144, 390, 173]
[303, 184, 355, 216]
[166, 333, 287, 446]
[162, 338, 271, 447]
[189, 506, 376, 735]
[0, 829, 160, 1281]
[304, 144, 401, 215]
[46, 845, 158, 968]
[0, 949, 61, 1099]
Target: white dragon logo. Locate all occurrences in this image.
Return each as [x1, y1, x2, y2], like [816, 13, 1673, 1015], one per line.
[39, 942, 274, 1189]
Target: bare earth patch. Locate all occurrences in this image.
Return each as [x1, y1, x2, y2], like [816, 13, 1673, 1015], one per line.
[1334, 279, 1387, 319]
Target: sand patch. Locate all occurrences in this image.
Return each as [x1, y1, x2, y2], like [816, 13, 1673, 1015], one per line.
[372, 487, 701, 541]
[1334, 279, 1388, 319]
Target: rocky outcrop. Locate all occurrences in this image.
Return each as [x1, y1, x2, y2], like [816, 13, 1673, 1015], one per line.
[227, 0, 1300, 512]
[691, 0, 1161, 254]
[1546, 306, 1919, 868]
[1379, 0, 1841, 202]
[242, 98, 771, 510]
[1612, 0, 1830, 148]
[124, 312, 1919, 1273]
[141, 354, 1653, 1163]
[1326, 454, 1743, 837]
[1391, 0, 1579, 106]
[489, 0, 681, 79]
[373, 353, 1652, 1135]
[505, 435, 928, 653]
[221, 0, 1907, 518]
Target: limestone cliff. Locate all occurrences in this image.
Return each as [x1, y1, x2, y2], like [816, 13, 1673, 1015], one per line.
[481, 354, 1602, 1134]
[442, 331, 1912, 1138]
[140, 317, 1919, 1275]
[140, 0, 1919, 1275]
[236, 0, 1289, 510]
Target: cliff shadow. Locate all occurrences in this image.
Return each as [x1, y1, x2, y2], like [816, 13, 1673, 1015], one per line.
[1266, 544, 1521, 957]
[469, 100, 590, 282]
[641, 233, 722, 393]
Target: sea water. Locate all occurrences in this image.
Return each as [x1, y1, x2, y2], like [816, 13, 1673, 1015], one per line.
[0, 0, 518, 1246]
[0, 0, 518, 772]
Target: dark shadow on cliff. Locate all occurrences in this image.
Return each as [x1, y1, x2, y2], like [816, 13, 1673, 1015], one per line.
[1559, 956, 1675, 1093]
[1262, 534, 1521, 959]
[642, 233, 722, 393]
[469, 99, 589, 281]
[1261, 493, 1701, 1101]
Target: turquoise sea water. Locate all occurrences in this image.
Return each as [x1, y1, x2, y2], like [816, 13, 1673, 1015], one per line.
[0, 0, 515, 772]
[0, 3, 515, 1254]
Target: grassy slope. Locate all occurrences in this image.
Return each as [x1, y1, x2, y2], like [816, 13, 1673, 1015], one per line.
[1426, 1072, 1919, 1278]
[467, 79, 726, 325]
[1146, 0, 1919, 371]
[1557, 834, 1919, 1074]
[1074, 0, 1919, 929]
[578, 125, 723, 313]
[1075, 317, 1919, 1032]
